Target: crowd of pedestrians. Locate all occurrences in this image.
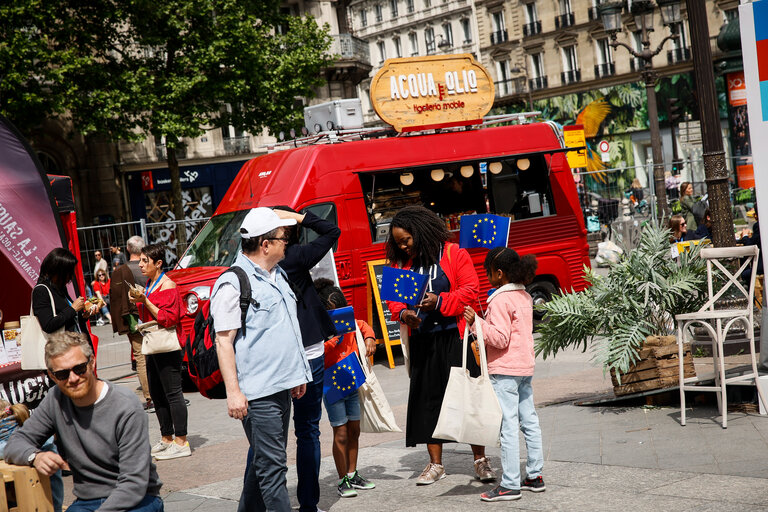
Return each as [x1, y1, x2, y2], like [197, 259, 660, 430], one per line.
[11, 205, 548, 510]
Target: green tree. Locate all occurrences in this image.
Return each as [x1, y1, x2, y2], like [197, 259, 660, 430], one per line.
[2, 0, 333, 242]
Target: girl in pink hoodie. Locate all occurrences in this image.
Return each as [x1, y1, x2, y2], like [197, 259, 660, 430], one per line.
[464, 248, 545, 502]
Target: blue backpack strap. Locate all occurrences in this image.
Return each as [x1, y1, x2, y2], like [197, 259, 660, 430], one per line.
[225, 267, 259, 334]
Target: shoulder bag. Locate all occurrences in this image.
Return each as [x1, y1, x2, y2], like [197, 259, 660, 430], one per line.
[432, 321, 502, 447]
[20, 285, 62, 370]
[138, 320, 181, 355]
[355, 325, 402, 433]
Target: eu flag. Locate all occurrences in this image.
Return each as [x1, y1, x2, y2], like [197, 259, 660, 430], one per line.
[459, 214, 511, 249]
[323, 352, 366, 404]
[380, 266, 429, 306]
[328, 306, 355, 335]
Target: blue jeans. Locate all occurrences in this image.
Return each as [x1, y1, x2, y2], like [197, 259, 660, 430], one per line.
[240, 390, 292, 512]
[66, 494, 162, 511]
[490, 375, 543, 490]
[292, 355, 324, 512]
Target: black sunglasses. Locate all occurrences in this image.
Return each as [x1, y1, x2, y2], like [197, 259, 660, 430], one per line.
[49, 358, 91, 381]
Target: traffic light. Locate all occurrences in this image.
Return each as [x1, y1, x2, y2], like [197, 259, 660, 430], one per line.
[667, 97, 682, 124]
[671, 160, 682, 174]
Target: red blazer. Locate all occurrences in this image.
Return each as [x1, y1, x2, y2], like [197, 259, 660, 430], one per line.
[387, 242, 479, 337]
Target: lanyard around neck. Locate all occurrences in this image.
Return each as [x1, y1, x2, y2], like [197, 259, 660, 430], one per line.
[146, 271, 165, 296]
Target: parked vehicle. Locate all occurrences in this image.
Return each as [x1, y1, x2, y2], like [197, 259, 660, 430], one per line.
[169, 121, 591, 342]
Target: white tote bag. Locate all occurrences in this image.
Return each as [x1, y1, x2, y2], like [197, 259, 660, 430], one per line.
[355, 326, 402, 433]
[20, 285, 63, 370]
[137, 321, 181, 355]
[432, 321, 502, 447]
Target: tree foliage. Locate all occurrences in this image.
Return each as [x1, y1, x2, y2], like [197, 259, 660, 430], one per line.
[535, 223, 709, 379]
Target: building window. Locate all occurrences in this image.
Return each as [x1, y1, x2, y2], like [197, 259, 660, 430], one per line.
[377, 41, 386, 63]
[360, 8, 367, 27]
[406, 0, 414, 13]
[390, 0, 398, 18]
[561, 45, 579, 83]
[530, 53, 544, 78]
[409, 32, 419, 55]
[492, 11, 506, 33]
[559, 0, 572, 14]
[595, 38, 614, 77]
[442, 23, 453, 47]
[460, 18, 472, 44]
[495, 60, 512, 95]
[724, 8, 738, 22]
[424, 0, 431, 8]
[393, 36, 402, 57]
[425, 27, 436, 54]
[375, 4, 383, 22]
[525, 2, 538, 23]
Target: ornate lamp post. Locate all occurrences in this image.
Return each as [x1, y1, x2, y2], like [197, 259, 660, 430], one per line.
[598, 0, 682, 218]
[510, 65, 533, 112]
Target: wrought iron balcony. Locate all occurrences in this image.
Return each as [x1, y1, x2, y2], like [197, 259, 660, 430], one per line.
[555, 12, 575, 29]
[529, 76, 548, 90]
[523, 20, 542, 36]
[594, 62, 615, 78]
[561, 69, 581, 84]
[667, 47, 691, 64]
[155, 144, 186, 160]
[494, 77, 526, 98]
[330, 34, 371, 65]
[587, 6, 599, 21]
[490, 29, 508, 45]
[630, 57, 648, 72]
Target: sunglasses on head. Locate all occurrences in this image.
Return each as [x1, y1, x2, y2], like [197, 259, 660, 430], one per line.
[49, 358, 91, 381]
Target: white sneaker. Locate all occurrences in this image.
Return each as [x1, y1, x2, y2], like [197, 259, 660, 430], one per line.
[154, 441, 192, 460]
[150, 440, 171, 455]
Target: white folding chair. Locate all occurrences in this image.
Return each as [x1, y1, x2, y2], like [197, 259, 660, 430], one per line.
[675, 246, 768, 428]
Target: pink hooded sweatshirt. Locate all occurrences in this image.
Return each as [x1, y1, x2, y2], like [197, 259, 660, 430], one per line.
[470, 283, 535, 376]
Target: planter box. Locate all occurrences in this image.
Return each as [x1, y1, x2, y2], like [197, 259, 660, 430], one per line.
[611, 335, 696, 396]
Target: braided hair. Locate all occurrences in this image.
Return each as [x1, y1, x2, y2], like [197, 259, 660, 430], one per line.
[385, 206, 451, 268]
[483, 247, 538, 285]
[313, 278, 347, 310]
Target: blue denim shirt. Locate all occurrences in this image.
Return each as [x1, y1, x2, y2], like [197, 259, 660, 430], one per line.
[211, 252, 311, 400]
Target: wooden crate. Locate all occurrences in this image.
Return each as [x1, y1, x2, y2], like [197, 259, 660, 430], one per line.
[611, 336, 696, 396]
[0, 460, 53, 512]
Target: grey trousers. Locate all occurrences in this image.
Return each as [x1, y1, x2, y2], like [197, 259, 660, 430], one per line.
[239, 390, 292, 512]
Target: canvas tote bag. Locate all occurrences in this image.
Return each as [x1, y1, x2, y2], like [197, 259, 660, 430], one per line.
[432, 321, 502, 447]
[138, 320, 181, 355]
[20, 284, 63, 370]
[355, 325, 402, 433]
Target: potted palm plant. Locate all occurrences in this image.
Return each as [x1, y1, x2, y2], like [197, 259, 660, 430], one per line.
[536, 223, 708, 395]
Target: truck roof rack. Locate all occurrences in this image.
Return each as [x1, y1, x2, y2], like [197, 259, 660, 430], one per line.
[263, 111, 542, 152]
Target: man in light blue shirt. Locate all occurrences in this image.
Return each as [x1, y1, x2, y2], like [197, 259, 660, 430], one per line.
[211, 207, 312, 512]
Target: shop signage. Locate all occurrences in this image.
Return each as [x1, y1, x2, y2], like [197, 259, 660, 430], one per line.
[370, 54, 495, 132]
[727, 71, 747, 107]
[563, 125, 587, 169]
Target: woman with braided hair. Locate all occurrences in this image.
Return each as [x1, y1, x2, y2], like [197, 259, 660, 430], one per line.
[385, 206, 496, 486]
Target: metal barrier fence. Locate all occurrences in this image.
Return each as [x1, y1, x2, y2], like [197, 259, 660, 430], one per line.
[77, 217, 210, 285]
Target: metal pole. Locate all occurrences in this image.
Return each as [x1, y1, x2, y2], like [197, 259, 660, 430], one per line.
[686, 0, 734, 247]
[643, 69, 669, 219]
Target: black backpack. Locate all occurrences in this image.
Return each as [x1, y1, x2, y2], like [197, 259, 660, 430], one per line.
[185, 267, 258, 399]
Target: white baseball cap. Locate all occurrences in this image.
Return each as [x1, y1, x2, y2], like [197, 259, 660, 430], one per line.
[240, 207, 297, 239]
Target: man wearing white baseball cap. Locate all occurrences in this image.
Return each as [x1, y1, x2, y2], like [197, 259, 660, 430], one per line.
[210, 207, 312, 512]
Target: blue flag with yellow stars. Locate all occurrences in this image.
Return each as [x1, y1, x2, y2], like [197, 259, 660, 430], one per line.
[459, 214, 511, 249]
[328, 306, 355, 335]
[323, 352, 366, 404]
[380, 266, 429, 306]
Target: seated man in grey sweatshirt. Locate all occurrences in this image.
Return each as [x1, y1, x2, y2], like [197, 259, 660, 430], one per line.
[5, 331, 162, 512]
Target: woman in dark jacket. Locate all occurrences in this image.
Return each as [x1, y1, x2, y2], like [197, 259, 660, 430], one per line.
[33, 248, 94, 338]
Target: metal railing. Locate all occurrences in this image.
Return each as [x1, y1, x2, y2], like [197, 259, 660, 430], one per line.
[630, 57, 648, 72]
[555, 12, 575, 29]
[667, 47, 692, 64]
[561, 69, 581, 84]
[529, 76, 548, 90]
[77, 217, 210, 284]
[494, 77, 526, 98]
[331, 34, 371, 64]
[154, 144, 187, 160]
[594, 62, 615, 77]
[523, 20, 541, 36]
[222, 136, 251, 155]
[490, 29, 508, 45]
[587, 6, 600, 21]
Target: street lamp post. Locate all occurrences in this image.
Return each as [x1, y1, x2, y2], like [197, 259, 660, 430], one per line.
[510, 65, 533, 111]
[598, 0, 682, 219]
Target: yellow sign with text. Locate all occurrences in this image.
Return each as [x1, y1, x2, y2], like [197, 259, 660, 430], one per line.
[563, 125, 587, 169]
[370, 54, 495, 132]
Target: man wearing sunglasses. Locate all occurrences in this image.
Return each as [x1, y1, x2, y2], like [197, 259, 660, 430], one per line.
[4, 332, 163, 512]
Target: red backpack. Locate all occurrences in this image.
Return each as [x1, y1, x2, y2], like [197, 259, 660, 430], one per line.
[185, 267, 257, 399]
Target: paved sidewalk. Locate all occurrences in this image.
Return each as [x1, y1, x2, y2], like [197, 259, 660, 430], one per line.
[85, 321, 768, 511]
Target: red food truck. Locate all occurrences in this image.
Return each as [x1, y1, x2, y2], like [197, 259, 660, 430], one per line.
[169, 119, 591, 347]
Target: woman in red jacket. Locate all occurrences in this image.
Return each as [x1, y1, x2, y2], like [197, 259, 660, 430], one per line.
[385, 206, 495, 486]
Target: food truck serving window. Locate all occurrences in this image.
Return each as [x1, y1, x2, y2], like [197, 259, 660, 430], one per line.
[358, 153, 556, 242]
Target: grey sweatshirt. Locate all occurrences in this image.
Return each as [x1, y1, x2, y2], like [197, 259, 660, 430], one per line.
[4, 382, 161, 511]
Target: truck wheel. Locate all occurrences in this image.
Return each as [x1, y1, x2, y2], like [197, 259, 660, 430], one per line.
[527, 280, 557, 322]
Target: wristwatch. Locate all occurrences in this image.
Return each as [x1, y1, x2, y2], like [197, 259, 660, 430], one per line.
[27, 450, 39, 466]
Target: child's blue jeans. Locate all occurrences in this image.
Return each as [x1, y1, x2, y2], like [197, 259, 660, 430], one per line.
[490, 375, 543, 490]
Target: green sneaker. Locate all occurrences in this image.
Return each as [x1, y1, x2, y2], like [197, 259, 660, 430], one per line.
[337, 476, 358, 498]
[348, 470, 375, 490]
